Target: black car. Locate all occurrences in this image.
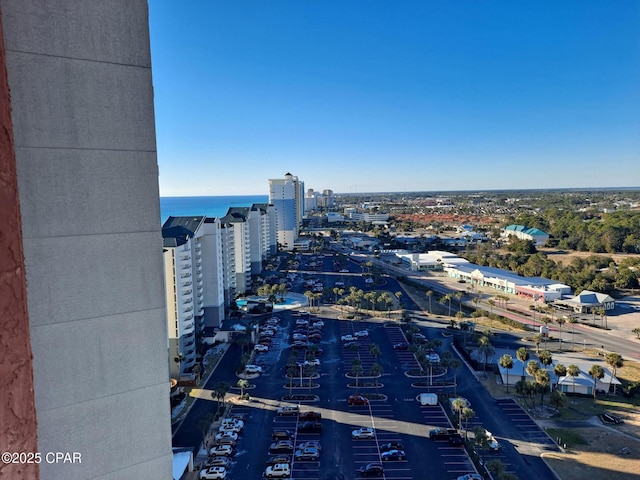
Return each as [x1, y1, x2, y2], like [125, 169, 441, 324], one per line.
[379, 442, 405, 452]
[429, 428, 459, 440]
[449, 434, 465, 446]
[272, 429, 293, 440]
[358, 463, 384, 477]
[393, 342, 410, 351]
[297, 421, 322, 433]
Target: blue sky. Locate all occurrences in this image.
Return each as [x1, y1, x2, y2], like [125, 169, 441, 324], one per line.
[149, 1, 640, 196]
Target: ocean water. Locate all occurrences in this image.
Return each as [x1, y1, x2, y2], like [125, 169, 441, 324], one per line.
[160, 195, 269, 223]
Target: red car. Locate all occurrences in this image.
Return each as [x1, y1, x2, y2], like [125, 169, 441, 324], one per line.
[348, 395, 369, 405]
[299, 411, 322, 421]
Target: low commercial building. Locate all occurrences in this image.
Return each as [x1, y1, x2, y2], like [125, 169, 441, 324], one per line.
[561, 290, 616, 313]
[501, 225, 550, 246]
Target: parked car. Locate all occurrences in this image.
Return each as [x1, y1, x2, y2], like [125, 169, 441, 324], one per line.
[299, 411, 322, 421]
[449, 434, 465, 446]
[354, 329, 369, 337]
[244, 364, 262, 374]
[303, 359, 320, 367]
[277, 405, 300, 416]
[205, 457, 230, 468]
[485, 431, 500, 451]
[297, 441, 321, 450]
[343, 341, 359, 349]
[297, 421, 322, 433]
[218, 422, 242, 433]
[341, 334, 356, 342]
[348, 395, 369, 405]
[220, 418, 244, 429]
[209, 445, 233, 457]
[294, 447, 320, 461]
[199, 466, 226, 479]
[265, 455, 291, 467]
[269, 441, 294, 454]
[358, 463, 384, 477]
[457, 475, 482, 480]
[429, 427, 458, 439]
[272, 429, 293, 440]
[254, 344, 269, 352]
[215, 431, 238, 442]
[600, 413, 624, 424]
[393, 342, 410, 351]
[352, 427, 376, 439]
[379, 442, 404, 452]
[381, 449, 406, 461]
[264, 463, 291, 478]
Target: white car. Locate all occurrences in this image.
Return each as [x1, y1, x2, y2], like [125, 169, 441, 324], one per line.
[485, 431, 500, 451]
[312, 320, 324, 328]
[340, 269, 349, 273]
[365, 277, 374, 284]
[341, 334, 356, 342]
[428, 353, 440, 363]
[209, 444, 233, 457]
[303, 359, 320, 367]
[254, 344, 269, 352]
[297, 440, 321, 450]
[215, 431, 238, 442]
[264, 463, 291, 478]
[219, 422, 242, 433]
[457, 475, 482, 480]
[244, 364, 262, 374]
[354, 329, 369, 337]
[199, 466, 226, 479]
[352, 427, 376, 439]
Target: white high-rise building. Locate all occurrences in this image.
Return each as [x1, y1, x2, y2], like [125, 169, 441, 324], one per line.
[269, 173, 305, 251]
[162, 217, 206, 381]
[221, 208, 253, 294]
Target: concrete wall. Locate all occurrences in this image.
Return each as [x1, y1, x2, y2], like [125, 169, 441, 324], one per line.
[1, 1, 173, 478]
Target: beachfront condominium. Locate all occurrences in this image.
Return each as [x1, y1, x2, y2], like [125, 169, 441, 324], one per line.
[162, 216, 230, 380]
[0, 1, 173, 479]
[269, 173, 305, 250]
[221, 207, 256, 294]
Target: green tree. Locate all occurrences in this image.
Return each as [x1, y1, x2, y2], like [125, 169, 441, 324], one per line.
[499, 354, 514, 393]
[535, 369, 551, 408]
[633, 327, 640, 339]
[236, 378, 249, 399]
[549, 389, 568, 410]
[477, 336, 495, 373]
[605, 353, 623, 395]
[567, 364, 580, 394]
[426, 290, 433, 313]
[532, 333, 543, 354]
[516, 347, 529, 380]
[351, 358, 363, 390]
[589, 364, 605, 401]
[539, 350, 553, 371]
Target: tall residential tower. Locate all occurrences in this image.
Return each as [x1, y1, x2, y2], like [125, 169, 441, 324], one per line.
[269, 173, 305, 251]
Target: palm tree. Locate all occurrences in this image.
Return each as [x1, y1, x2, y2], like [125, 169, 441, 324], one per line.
[370, 363, 383, 385]
[517, 347, 529, 380]
[535, 369, 551, 408]
[369, 343, 381, 361]
[589, 364, 605, 401]
[451, 359, 462, 395]
[237, 379, 249, 399]
[174, 353, 185, 381]
[568, 316, 577, 350]
[555, 317, 565, 351]
[532, 333, 543, 354]
[477, 336, 495, 373]
[451, 397, 467, 430]
[539, 350, 553, 372]
[454, 291, 463, 313]
[444, 293, 453, 317]
[605, 353, 623, 394]
[211, 381, 230, 416]
[567, 364, 580, 394]
[461, 407, 475, 439]
[553, 363, 567, 385]
[633, 327, 640, 339]
[351, 358, 363, 390]
[499, 354, 514, 392]
[526, 360, 540, 379]
[426, 290, 433, 313]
